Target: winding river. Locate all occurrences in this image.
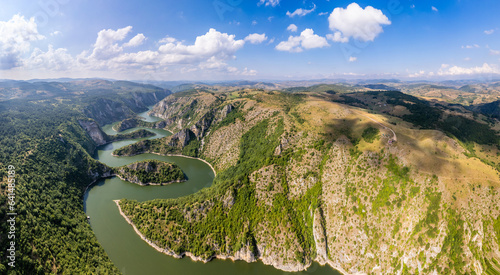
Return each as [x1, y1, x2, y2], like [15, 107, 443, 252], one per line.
[84, 107, 340, 275]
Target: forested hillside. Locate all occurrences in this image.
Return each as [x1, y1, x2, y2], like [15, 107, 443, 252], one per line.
[0, 81, 169, 274]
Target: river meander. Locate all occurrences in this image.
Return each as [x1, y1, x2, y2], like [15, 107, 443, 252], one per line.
[84, 108, 340, 275]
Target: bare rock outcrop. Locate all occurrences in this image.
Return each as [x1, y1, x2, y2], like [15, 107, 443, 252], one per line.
[78, 120, 108, 146]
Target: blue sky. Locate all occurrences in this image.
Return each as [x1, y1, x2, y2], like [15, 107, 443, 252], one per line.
[0, 0, 499, 81]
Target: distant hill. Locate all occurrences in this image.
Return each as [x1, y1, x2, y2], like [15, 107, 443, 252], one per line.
[0, 79, 168, 101]
[469, 100, 500, 118]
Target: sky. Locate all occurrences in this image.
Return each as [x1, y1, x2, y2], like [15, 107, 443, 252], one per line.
[0, 0, 499, 81]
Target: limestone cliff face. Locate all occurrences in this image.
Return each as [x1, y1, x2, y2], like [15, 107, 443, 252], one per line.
[78, 120, 108, 146]
[83, 90, 170, 125]
[150, 93, 219, 132]
[168, 128, 195, 147]
[113, 118, 139, 132]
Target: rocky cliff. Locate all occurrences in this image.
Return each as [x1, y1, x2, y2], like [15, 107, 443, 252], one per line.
[78, 120, 108, 146]
[113, 117, 169, 132]
[83, 90, 170, 125]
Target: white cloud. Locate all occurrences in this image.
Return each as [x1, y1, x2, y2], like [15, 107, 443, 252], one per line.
[244, 33, 267, 44]
[464, 57, 471, 61]
[409, 70, 426, 78]
[90, 26, 133, 60]
[431, 6, 438, 12]
[241, 67, 257, 75]
[490, 49, 500, 55]
[318, 12, 329, 16]
[5, 23, 254, 78]
[0, 14, 45, 69]
[462, 44, 480, 49]
[328, 3, 391, 43]
[258, 0, 280, 7]
[155, 28, 245, 65]
[349, 56, 357, 62]
[438, 63, 500, 76]
[159, 36, 177, 44]
[287, 24, 298, 32]
[252, 20, 258, 25]
[485, 29, 495, 35]
[326, 32, 348, 43]
[276, 28, 329, 53]
[124, 33, 146, 47]
[50, 31, 61, 36]
[268, 16, 274, 22]
[26, 45, 74, 71]
[286, 4, 316, 17]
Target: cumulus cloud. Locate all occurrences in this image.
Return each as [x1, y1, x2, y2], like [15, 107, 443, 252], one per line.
[50, 31, 61, 36]
[241, 67, 257, 75]
[101, 28, 248, 75]
[438, 63, 499, 76]
[484, 29, 495, 35]
[0, 15, 45, 69]
[409, 70, 426, 78]
[124, 33, 146, 47]
[159, 36, 177, 44]
[26, 45, 74, 71]
[287, 24, 298, 32]
[326, 32, 348, 43]
[3, 21, 255, 78]
[90, 26, 133, 60]
[349, 56, 357, 62]
[258, 0, 280, 7]
[286, 4, 316, 17]
[157, 28, 244, 63]
[328, 3, 391, 43]
[431, 6, 438, 12]
[276, 28, 329, 53]
[244, 33, 267, 44]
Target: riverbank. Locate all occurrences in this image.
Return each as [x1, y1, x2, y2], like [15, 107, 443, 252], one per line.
[114, 199, 348, 274]
[83, 171, 115, 199]
[115, 174, 186, 186]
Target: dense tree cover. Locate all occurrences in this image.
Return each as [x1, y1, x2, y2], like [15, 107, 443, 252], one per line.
[116, 160, 185, 185]
[112, 138, 178, 157]
[0, 101, 119, 274]
[378, 91, 499, 145]
[361, 126, 380, 143]
[110, 129, 156, 142]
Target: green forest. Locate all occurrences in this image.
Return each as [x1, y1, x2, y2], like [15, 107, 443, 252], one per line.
[0, 85, 169, 274]
[116, 160, 185, 185]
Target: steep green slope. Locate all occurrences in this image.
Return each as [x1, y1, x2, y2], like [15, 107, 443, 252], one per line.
[0, 101, 118, 274]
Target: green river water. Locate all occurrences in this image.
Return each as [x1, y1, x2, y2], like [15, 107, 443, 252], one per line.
[84, 108, 341, 275]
